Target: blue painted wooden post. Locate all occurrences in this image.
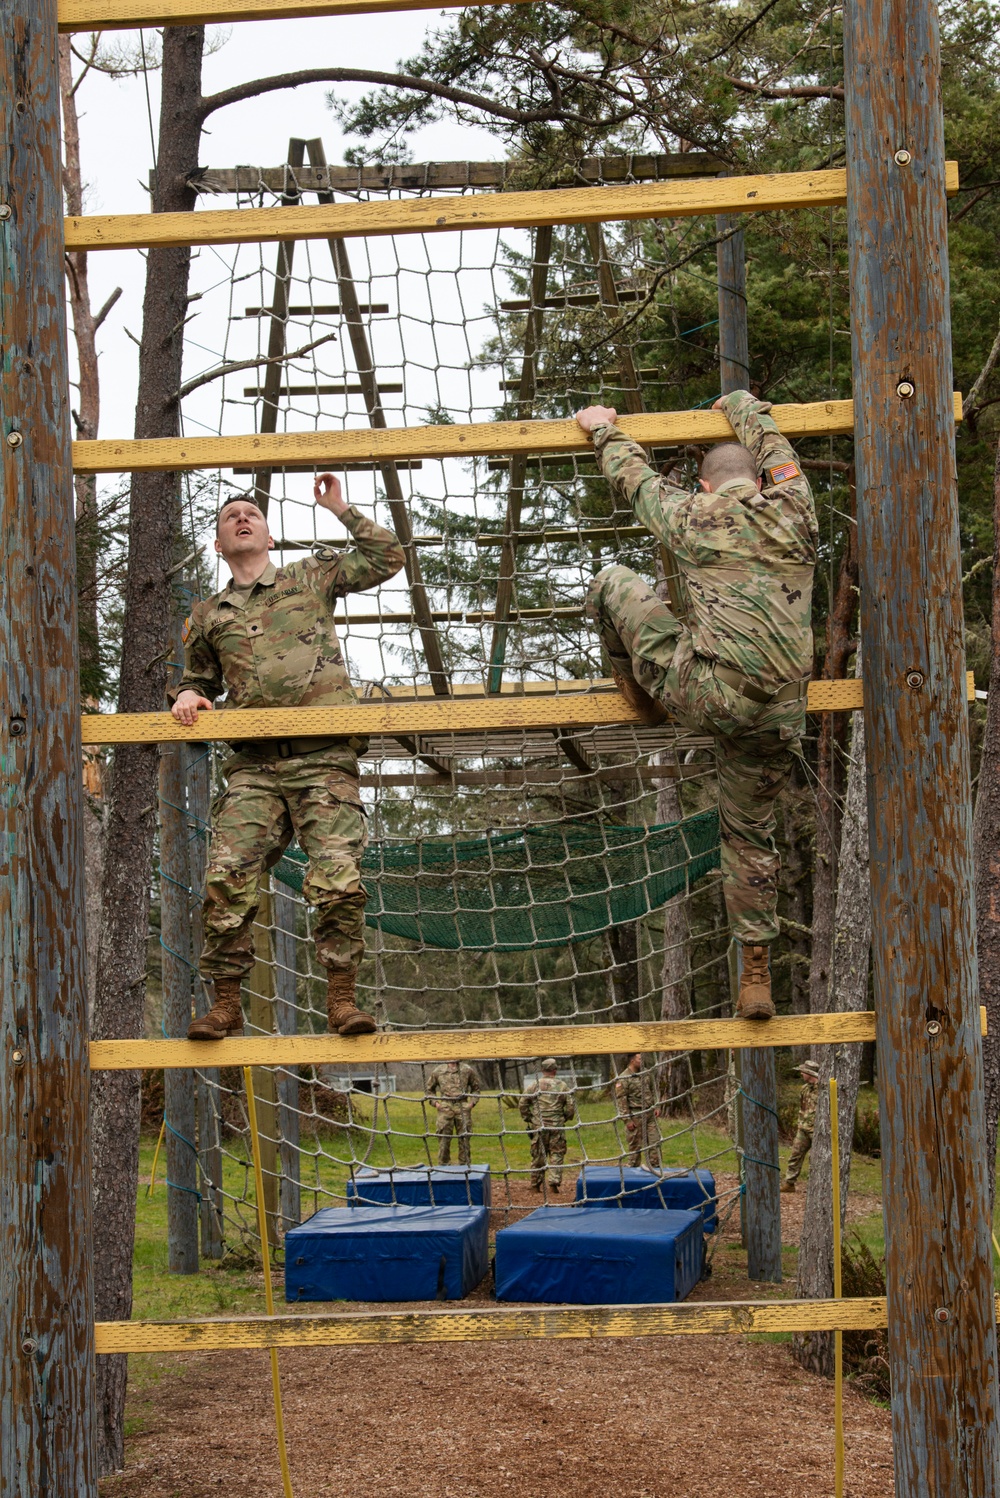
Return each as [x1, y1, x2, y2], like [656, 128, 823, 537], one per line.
[0, 0, 97, 1489]
[844, 0, 1000, 1488]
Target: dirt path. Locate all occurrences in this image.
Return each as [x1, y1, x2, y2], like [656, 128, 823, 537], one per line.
[101, 1169, 893, 1497]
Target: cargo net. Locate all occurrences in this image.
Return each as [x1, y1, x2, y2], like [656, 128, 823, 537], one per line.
[158, 157, 802, 1263]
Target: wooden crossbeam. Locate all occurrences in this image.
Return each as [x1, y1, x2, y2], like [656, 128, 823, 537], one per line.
[65, 165, 959, 253]
[78, 671, 976, 745]
[73, 394, 967, 475]
[183, 154, 727, 197]
[94, 1296, 891, 1354]
[59, 0, 529, 32]
[90, 1009, 990, 1071]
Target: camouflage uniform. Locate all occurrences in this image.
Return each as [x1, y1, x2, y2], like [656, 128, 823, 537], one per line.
[520, 1072, 576, 1188]
[174, 507, 404, 983]
[784, 1081, 818, 1186]
[426, 1060, 482, 1166]
[585, 391, 818, 944]
[615, 1065, 662, 1169]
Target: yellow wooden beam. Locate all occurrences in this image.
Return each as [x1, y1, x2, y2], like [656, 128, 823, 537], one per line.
[72, 392, 964, 476]
[78, 670, 976, 746]
[65, 165, 959, 253]
[94, 1296, 890, 1354]
[59, 0, 526, 30]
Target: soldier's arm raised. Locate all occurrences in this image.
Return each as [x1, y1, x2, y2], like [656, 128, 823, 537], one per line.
[311, 472, 406, 598]
[713, 391, 811, 497]
[576, 406, 690, 554]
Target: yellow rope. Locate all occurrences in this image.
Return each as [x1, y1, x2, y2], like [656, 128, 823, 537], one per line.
[244, 1066, 295, 1498]
[830, 1077, 844, 1498]
[146, 1118, 167, 1198]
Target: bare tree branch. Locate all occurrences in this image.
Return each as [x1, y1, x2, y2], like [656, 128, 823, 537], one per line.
[702, 0, 785, 63]
[726, 75, 844, 100]
[199, 66, 620, 128]
[171, 330, 339, 404]
[965, 316, 1000, 432]
[93, 286, 123, 333]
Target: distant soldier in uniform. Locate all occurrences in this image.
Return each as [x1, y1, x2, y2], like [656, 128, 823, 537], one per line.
[520, 1058, 576, 1192]
[615, 1051, 662, 1170]
[171, 475, 404, 1040]
[425, 1059, 483, 1166]
[576, 392, 818, 1022]
[781, 1059, 819, 1192]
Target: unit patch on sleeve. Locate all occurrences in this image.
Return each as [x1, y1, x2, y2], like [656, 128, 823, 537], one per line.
[765, 460, 803, 486]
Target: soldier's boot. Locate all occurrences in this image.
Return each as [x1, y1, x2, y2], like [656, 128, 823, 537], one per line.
[737, 944, 775, 1021]
[326, 969, 377, 1037]
[188, 977, 244, 1040]
[611, 668, 669, 727]
[780, 1180, 796, 1194]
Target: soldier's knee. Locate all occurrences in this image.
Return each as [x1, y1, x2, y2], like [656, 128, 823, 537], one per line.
[586, 564, 634, 610]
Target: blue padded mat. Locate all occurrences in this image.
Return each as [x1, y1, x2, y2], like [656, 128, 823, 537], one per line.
[347, 1164, 491, 1208]
[285, 1205, 489, 1303]
[495, 1206, 705, 1304]
[574, 1166, 717, 1231]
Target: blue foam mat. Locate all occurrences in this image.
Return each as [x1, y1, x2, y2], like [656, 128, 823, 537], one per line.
[495, 1206, 705, 1304]
[574, 1166, 717, 1231]
[285, 1205, 490, 1303]
[347, 1164, 492, 1208]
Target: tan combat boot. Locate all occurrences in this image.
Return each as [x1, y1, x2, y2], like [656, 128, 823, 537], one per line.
[780, 1181, 795, 1194]
[737, 944, 775, 1021]
[326, 970, 377, 1036]
[188, 977, 244, 1040]
[611, 668, 669, 727]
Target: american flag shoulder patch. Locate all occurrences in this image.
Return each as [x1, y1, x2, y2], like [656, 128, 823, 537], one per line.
[766, 460, 802, 486]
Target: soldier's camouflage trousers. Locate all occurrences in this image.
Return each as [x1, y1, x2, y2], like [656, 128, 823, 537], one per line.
[587, 564, 803, 945]
[623, 1113, 661, 1170]
[529, 1128, 567, 1188]
[200, 748, 367, 982]
[435, 1104, 474, 1166]
[784, 1126, 813, 1185]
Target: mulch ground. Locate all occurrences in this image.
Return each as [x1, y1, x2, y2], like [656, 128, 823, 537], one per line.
[100, 1169, 893, 1498]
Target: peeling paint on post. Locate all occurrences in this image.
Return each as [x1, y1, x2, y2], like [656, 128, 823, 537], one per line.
[844, 1, 1000, 1490]
[0, 1, 97, 1492]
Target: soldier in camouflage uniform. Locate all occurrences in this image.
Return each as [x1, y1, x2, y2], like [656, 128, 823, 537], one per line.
[576, 392, 818, 1021]
[781, 1059, 819, 1191]
[425, 1059, 483, 1165]
[615, 1052, 662, 1170]
[520, 1058, 576, 1191]
[170, 475, 404, 1040]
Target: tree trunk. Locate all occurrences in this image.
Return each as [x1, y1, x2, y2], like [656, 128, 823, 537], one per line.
[655, 752, 692, 1108]
[808, 473, 859, 1017]
[794, 652, 870, 1376]
[974, 435, 1000, 1220]
[90, 25, 205, 1474]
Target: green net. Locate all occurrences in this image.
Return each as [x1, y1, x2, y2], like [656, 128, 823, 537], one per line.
[274, 809, 720, 952]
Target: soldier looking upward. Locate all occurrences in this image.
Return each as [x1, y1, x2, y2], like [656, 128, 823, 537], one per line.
[171, 475, 404, 1040]
[575, 391, 818, 1021]
[614, 1052, 662, 1170]
[425, 1059, 483, 1166]
[520, 1058, 576, 1193]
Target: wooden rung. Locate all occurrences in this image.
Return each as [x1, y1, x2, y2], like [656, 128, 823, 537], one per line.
[85, 1008, 988, 1071]
[58, 0, 529, 32]
[64, 165, 960, 253]
[94, 1296, 891, 1354]
[78, 671, 977, 745]
[71, 394, 965, 475]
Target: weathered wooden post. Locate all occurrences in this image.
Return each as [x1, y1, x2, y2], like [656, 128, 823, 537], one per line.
[844, 0, 1000, 1488]
[187, 743, 224, 1259]
[716, 216, 750, 395]
[160, 615, 199, 1273]
[273, 883, 301, 1231]
[249, 885, 281, 1249]
[0, 1, 97, 1489]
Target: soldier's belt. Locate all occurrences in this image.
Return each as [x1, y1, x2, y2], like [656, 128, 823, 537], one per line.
[712, 665, 811, 707]
[242, 735, 347, 758]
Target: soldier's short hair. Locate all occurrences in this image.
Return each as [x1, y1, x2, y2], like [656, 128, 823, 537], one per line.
[216, 493, 265, 532]
[699, 442, 759, 489]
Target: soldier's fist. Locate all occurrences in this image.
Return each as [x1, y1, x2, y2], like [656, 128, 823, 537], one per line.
[171, 690, 213, 726]
[575, 405, 618, 434]
[314, 472, 350, 518]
